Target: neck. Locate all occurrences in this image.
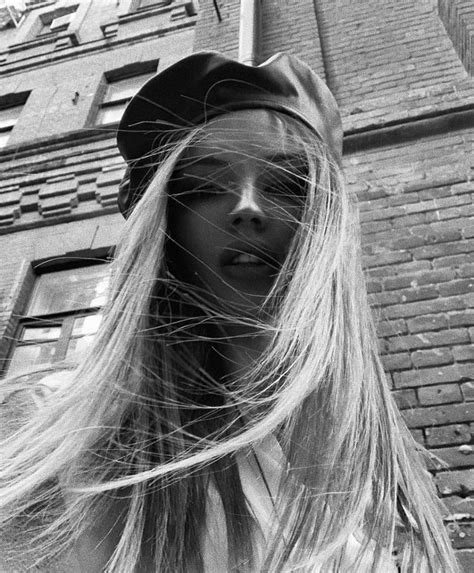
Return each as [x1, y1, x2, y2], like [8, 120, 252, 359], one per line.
[216, 324, 269, 380]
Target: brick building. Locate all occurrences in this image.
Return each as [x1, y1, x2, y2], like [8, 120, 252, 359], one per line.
[0, 0, 473, 569]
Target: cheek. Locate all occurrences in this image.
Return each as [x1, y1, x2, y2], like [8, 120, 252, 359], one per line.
[268, 201, 302, 239]
[181, 210, 213, 246]
[168, 203, 223, 268]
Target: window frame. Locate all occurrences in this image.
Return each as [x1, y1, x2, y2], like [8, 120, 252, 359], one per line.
[34, 4, 78, 40]
[12, 308, 103, 369]
[0, 92, 30, 151]
[95, 61, 158, 127]
[6, 257, 111, 377]
[36, 12, 74, 39]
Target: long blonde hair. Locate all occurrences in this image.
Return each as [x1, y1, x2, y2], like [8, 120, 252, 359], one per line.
[0, 113, 458, 572]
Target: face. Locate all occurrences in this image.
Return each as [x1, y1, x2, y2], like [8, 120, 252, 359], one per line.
[167, 110, 307, 314]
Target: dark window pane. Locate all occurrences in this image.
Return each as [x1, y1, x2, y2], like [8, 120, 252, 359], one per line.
[28, 265, 110, 315]
[7, 342, 57, 376]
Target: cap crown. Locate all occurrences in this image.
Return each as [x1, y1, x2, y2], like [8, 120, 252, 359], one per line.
[117, 52, 342, 217]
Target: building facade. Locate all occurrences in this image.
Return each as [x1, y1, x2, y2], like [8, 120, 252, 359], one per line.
[0, 0, 473, 568]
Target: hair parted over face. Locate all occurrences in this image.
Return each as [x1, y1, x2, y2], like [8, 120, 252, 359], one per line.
[0, 106, 460, 573]
[166, 109, 308, 316]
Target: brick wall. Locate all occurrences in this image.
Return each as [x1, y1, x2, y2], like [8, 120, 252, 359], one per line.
[193, 0, 474, 568]
[259, 0, 325, 78]
[193, 0, 240, 57]
[344, 123, 473, 567]
[317, 0, 472, 123]
[194, 0, 326, 76]
[0, 0, 472, 569]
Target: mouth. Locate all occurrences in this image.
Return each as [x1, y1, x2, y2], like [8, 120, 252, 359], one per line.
[230, 253, 271, 266]
[220, 243, 280, 280]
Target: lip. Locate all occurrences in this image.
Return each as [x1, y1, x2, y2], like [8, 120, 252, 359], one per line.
[220, 241, 281, 280]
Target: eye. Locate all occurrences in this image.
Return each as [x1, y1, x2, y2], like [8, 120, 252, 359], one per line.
[266, 176, 307, 201]
[170, 174, 225, 200]
[184, 184, 224, 198]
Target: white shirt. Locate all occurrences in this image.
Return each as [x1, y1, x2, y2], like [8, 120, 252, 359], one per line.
[203, 435, 399, 572]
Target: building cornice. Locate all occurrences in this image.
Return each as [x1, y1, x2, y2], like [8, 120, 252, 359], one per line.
[0, 17, 196, 78]
[2, 105, 473, 168]
[344, 104, 474, 154]
[0, 106, 473, 232]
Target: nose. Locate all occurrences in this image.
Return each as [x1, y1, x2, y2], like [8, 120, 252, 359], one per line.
[228, 180, 267, 230]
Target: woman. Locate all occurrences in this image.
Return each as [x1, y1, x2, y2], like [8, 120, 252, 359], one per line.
[0, 52, 459, 571]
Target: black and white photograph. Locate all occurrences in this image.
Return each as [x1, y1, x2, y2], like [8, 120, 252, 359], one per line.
[0, 1, 473, 571]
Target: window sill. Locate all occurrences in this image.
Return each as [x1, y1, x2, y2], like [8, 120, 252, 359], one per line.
[8, 30, 79, 54]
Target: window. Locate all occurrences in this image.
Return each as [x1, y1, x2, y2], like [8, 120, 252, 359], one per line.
[0, 104, 22, 149]
[96, 68, 156, 126]
[7, 264, 110, 377]
[0, 93, 29, 150]
[35, 5, 77, 39]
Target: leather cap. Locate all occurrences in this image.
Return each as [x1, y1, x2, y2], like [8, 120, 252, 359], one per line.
[117, 51, 342, 217]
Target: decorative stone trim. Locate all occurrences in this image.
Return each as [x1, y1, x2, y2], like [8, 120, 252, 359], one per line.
[95, 164, 125, 207]
[0, 185, 21, 226]
[100, 0, 197, 39]
[8, 0, 92, 54]
[38, 174, 79, 218]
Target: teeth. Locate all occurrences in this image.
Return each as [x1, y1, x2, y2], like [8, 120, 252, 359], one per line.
[232, 253, 263, 264]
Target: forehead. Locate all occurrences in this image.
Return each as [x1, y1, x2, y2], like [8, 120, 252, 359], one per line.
[182, 109, 306, 169]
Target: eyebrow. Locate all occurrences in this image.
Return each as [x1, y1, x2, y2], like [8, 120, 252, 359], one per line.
[177, 156, 229, 171]
[179, 152, 306, 172]
[170, 151, 308, 193]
